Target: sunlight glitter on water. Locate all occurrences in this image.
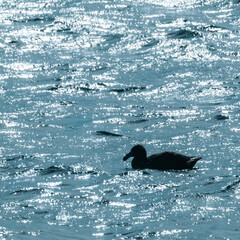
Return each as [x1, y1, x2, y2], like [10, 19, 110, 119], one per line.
[0, 0, 240, 239]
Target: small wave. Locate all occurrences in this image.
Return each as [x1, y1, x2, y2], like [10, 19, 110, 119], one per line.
[47, 83, 146, 94]
[118, 170, 150, 177]
[39, 165, 100, 176]
[95, 197, 110, 205]
[47, 85, 60, 91]
[6, 40, 21, 46]
[56, 27, 74, 34]
[142, 38, 159, 48]
[60, 100, 75, 106]
[89, 65, 108, 72]
[99, 34, 124, 50]
[47, 84, 92, 92]
[95, 131, 126, 137]
[39, 165, 71, 176]
[139, 111, 163, 119]
[168, 29, 201, 39]
[214, 114, 229, 120]
[10, 188, 43, 195]
[34, 210, 49, 215]
[109, 86, 146, 93]
[4, 155, 25, 162]
[47, 83, 106, 93]
[3, 155, 35, 163]
[127, 119, 148, 124]
[11, 16, 55, 23]
[221, 178, 240, 193]
[202, 176, 240, 195]
[104, 34, 123, 42]
[198, 25, 228, 33]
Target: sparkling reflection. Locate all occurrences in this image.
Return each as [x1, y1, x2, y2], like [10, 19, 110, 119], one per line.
[0, 0, 239, 239]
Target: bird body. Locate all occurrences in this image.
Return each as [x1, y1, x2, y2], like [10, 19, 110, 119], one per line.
[123, 145, 202, 170]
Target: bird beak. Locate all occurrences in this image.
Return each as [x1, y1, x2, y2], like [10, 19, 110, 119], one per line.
[123, 151, 133, 161]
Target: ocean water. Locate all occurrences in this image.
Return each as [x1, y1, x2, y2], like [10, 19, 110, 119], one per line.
[0, 0, 240, 239]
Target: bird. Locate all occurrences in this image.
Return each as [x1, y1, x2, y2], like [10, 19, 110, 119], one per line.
[123, 144, 202, 170]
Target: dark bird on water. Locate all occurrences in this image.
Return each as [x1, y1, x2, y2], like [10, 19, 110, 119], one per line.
[123, 145, 202, 170]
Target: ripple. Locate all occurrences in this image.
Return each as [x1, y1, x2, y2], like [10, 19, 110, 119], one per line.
[95, 131, 126, 138]
[142, 38, 159, 48]
[4, 155, 26, 162]
[214, 114, 229, 121]
[10, 15, 55, 23]
[127, 119, 148, 124]
[168, 29, 201, 39]
[47, 82, 107, 93]
[39, 165, 101, 177]
[99, 34, 124, 50]
[221, 178, 240, 193]
[39, 165, 71, 176]
[1, 0, 240, 239]
[198, 24, 229, 33]
[109, 86, 146, 93]
[10, 188, 43, 196]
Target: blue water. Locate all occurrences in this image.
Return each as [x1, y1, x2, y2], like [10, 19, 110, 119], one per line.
[0, 0, 240, 239]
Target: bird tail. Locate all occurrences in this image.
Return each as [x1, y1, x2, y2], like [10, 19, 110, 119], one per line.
[186, 157, 202, 168]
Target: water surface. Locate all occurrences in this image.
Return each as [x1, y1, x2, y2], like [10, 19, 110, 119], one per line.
[0, 0, 240, 239]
